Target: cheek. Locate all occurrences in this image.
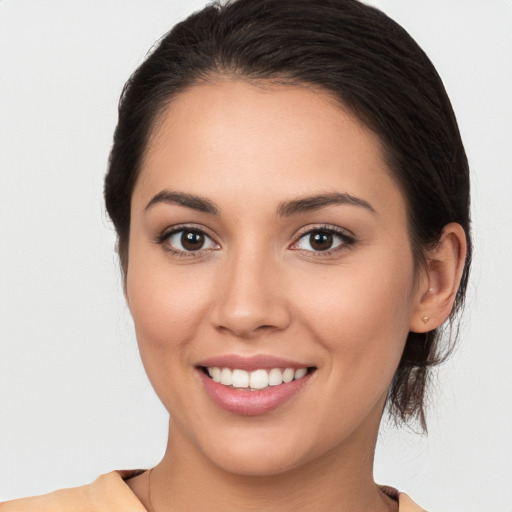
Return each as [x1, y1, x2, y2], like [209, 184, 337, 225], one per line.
[294, 255, 415, 389]
[125, 259, 219, 418]
[126, 255, 214, 362]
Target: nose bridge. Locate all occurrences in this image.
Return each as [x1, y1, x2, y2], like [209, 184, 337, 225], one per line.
[211, 239, 289, 337]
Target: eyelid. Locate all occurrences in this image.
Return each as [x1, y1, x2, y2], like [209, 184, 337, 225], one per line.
[154, 223, 355, 257]
[293, 223, 355, 239]
[289, 224, 356, 254]
[155, 223, 220, 256]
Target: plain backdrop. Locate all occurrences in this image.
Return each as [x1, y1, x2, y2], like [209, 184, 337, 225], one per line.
[0, 1, 511, 510]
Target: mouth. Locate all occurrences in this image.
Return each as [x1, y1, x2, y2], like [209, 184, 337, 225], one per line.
[196, 355, 317, 415]
[199, 366, 315, 391]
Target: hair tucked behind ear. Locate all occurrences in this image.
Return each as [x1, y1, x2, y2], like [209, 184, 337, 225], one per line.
[105, 0, 471, 431]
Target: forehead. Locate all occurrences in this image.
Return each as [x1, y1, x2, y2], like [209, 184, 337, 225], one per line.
[135, 79, 405, 219]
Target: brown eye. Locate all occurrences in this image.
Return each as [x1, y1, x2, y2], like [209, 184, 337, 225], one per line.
[309, 231, 334, 251]
[181, 231, 205, 251]
[166, 229, 218, 253]
[293, 228, 352, 254]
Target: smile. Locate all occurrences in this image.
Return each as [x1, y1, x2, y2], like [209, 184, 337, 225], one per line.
[204, 366, 309, 391]
[197, 356, 316, 415]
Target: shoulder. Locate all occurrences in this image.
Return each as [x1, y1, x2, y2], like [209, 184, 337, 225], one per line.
[381, 485, 427, 512]
[2, 474, 426, 512]
[0, 470, 147, 512]
[399, 492, 428, 512]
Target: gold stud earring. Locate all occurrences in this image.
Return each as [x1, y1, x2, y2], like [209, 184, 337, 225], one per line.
[421, 316, 429, 324]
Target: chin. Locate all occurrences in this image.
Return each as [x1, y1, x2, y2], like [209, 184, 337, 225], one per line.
[208, 446, 307, 477]
[187, 420, 335, 478]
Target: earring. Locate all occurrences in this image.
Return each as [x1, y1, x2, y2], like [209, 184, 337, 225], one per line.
[421, 316, 429, 324]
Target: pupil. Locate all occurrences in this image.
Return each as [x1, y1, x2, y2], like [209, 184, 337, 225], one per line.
[310, 231, 333, 251]
[181, 231, 204, 251]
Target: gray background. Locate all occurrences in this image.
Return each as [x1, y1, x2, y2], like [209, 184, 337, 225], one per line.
[1, 1, 511, 510]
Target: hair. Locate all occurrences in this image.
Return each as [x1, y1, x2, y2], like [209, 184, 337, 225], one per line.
[104, 0, 471, 430]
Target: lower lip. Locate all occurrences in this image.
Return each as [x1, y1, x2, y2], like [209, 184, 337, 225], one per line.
[198, 369, 312, 416]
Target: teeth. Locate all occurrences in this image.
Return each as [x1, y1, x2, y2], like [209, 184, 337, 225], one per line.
[282, 368, 295, 383]
[232, 369, 249, 388]
[206, 366, 309, 390]
[294, 368, 307, 379]
[250, 369, 269, 389]
[268, 368, 283, 386]
[220, 367, 232, 386]
[212, 367, 221, 383]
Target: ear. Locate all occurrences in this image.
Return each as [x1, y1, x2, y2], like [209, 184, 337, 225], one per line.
[410, 223, 467, 333]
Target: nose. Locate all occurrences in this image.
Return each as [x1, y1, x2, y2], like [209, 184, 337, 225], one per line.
[210, 249, 291, 339]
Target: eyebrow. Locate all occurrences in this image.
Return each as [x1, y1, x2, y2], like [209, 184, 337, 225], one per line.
[145, 190, 376, 217]
[277, 193, 376, 216]
[145, 190, 220, 215]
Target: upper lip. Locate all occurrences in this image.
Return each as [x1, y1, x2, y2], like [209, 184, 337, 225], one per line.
[196, 354, 313, 372]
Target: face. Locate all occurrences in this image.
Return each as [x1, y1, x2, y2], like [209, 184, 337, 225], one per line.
[126, 80, 423, 476]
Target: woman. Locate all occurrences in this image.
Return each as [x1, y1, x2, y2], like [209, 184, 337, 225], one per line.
[0, 0, 470, 510]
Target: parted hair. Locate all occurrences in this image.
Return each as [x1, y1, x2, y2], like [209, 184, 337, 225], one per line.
[105, 0, 471, 430]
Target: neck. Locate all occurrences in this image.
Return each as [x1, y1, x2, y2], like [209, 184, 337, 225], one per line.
[147, 419, 395, 512]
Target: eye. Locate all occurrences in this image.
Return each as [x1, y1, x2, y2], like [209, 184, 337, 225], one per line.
[161, 227, 219, 254]
[292, 227, 354, 253]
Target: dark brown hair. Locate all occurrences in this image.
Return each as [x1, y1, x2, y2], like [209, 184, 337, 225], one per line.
[105, 0, 471, 430]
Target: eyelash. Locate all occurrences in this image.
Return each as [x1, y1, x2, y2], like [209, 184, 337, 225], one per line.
[154, 224, 218, 258]
[154, 224, 356, 258]
[291, 224, 356, 256]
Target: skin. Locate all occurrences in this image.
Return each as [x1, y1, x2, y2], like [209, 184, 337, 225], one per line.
[124, 80, 466, 511]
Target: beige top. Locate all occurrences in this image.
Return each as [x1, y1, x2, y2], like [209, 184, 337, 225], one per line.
[0, 470, 426, 511]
